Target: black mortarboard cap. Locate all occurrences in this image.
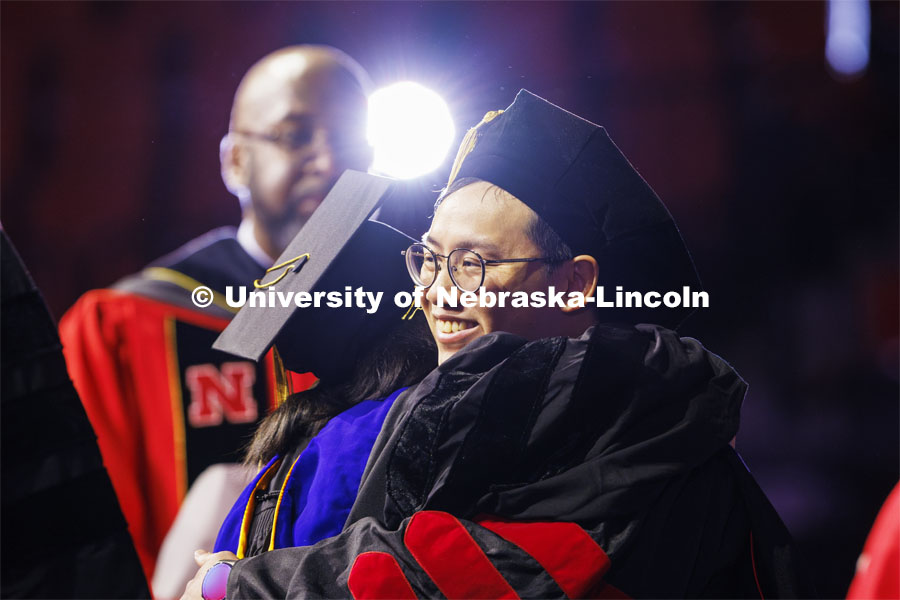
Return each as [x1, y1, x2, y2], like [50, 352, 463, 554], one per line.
[447, 89, 701, 328]
[213, 170, 416, 383]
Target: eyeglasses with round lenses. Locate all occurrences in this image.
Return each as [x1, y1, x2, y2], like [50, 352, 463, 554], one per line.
[403, 243, 563, 293]
[233, 128, 315, 153]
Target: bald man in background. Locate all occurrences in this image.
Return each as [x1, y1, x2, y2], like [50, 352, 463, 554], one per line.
[223, 45, 372, 259]
[59, 46, 373, 590]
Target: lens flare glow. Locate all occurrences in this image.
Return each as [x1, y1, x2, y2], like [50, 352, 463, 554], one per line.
[367, 82, 455, 179]
[826, 0, 870, 78]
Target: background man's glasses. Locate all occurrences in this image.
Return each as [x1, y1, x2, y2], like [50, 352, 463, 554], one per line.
[403, 243, 563, 293]
[234, 126, 364, 155]
[233, 129, 315, 152]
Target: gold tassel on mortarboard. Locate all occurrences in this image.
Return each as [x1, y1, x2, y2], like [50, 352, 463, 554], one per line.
[272, 345, 292, 407]
[445, 110, 504, 189]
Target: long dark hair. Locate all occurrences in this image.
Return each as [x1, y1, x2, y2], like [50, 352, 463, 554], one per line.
[244, 315, 436, 466]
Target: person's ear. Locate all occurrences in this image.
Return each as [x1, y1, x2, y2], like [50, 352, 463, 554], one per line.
[560, 254, 599, 314]
[220, 134, 250, 197]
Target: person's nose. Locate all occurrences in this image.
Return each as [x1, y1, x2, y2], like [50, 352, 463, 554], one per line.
[301, 129, 336, 178]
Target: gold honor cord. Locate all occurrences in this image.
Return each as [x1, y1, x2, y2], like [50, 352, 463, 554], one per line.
[236, 458, 281, 559]
[253, 254, 310, 289]
[268, 452, 303, 552]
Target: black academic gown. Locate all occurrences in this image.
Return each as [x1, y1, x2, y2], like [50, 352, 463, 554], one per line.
[226, 324, 813, 599]
[0, 231, 149, 598]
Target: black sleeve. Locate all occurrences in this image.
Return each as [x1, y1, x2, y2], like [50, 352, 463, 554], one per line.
[228, 511, 621, 599]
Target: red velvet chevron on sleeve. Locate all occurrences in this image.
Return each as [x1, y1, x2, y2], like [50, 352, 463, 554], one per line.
[404, 511, 519, 599]
[348, 551, 417, 600]
[346, 511, 629, 599]
[476, 517, 612, 599]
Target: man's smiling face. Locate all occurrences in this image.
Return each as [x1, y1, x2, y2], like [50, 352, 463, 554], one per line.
[422, 180, 570, 364]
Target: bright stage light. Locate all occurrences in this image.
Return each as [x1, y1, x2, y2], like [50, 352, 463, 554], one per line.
[367, 82, 455, 180]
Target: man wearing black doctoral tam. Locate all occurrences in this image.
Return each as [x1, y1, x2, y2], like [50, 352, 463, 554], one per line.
[183, 90, 813, 599]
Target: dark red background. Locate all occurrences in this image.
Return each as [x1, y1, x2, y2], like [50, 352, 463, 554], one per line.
[2, 2, 897, 596]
